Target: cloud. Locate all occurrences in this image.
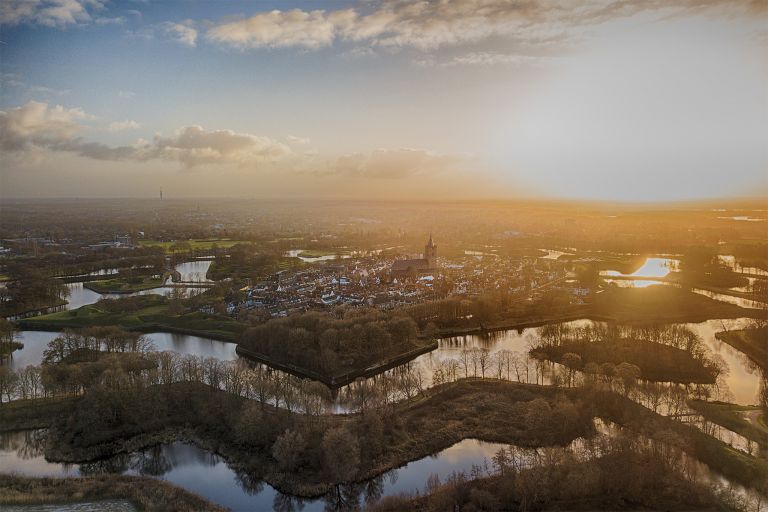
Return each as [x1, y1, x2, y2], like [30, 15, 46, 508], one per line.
[287, 135, 310, 145]
[206, 8, 342, 49]
[415, 51, 546, 67]
[108, 120, 140, 131]
[117, 90, 136, 99]
[0, 73, 70, 97]
[94, 15, 125, 25]
[1, 102, 468, 179]
[161, 20, 198, 47]
[152, 125, 291, 166]
[0, 100, 92, 151]
[204, 0, 765, 53]
[332, 148, 468, 179]
[1, 102, 291, 168]
[0, 0, 105, 28]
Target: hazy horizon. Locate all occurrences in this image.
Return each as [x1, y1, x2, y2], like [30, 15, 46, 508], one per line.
[1, 0, 767, 201]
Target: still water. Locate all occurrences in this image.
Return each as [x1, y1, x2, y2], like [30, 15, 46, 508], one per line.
[602, 257, 678, 281]
[0, 429, 511, 512]
[8, 318, 762, 407]
[283, 249, 349, 262]
[62, 260, 214, 311]
[5, 331, 237, 371]
[175, 260, 214, 283]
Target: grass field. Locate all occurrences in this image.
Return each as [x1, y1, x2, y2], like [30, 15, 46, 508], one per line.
[0, 474, 224, 512]
[17, 301, 246, 342]
[137, 239, 251, 253]
[84, 276, 165, 293]
[296, 249, 344, 258]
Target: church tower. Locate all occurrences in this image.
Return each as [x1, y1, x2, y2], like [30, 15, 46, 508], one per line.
[424, 233, 437, 269]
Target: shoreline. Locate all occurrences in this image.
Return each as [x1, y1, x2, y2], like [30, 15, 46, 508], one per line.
[3, 379, 765, 500]
[236, 340, 439, 388]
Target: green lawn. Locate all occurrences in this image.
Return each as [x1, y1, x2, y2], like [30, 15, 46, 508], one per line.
[17, 301, 246, 342]
[296, 249, 344, 258]
[137, 239, 251, 253]
[83, 276, 165, 293]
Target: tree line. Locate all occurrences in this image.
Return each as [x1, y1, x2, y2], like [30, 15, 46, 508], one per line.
[240, 308, 419, 377]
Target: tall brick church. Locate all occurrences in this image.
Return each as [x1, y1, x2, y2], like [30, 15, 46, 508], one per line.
[391, 234, 438, 278]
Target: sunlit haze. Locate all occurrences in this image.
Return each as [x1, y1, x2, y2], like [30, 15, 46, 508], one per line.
[2, 3, 768, 509]
[1, 0, 766, 200]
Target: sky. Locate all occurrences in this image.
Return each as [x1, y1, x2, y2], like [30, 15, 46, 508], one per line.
[0, 0, 766, 201]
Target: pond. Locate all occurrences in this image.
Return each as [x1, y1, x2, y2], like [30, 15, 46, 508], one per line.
[718, 255, 768, 278]
[1, 423, 761, 512]
[9, 317, 761, 410]
[0, 430, 523, 512]
[283, 249, 350, 262]
[330, 317, 762, 410]
[174, 260, 214, 283]
[4, 331, 237, 370]
[61, 260, 214, 311]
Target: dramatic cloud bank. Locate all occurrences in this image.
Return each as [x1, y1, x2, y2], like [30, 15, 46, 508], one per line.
[0, 100, 91, 150]
[1, 101, 291, 167]
[204, 0, 765, 52]
[0, 101, 473, 181]
[161, 21, 198, 47]
[1, 0, 104, 27]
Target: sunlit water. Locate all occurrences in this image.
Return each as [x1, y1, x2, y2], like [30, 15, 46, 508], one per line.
[602, 257, 678, 282]
[718, 255, 768, 278]
[284, 249, 350, 262]
[8, 318, 761, 407]
[5, 331, 237, 371]
[717, 216, 766, 222]
[174, 260, 214, 283]
[0, 430, 526, 512]
[1, 423, 762, 512]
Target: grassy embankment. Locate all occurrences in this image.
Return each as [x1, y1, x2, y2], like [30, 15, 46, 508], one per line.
[715, 326, 767, 370]
[0, 397, 77, 431]
[137, 239, 249, 253]
[16, 298, 245, 342]
[296, 249, 345, 258]
[0, 474, 225, 512]
[429, 286, 766, 340]
[0, 380, 593, 498]
[83, 276, 166, 293]
[207, 254, 304, 281]
[591, 286, 765, 323]
[532, 339, 718, 384]
[1, 298, 67, 318]
[3, 379, 766, 498]
[688, 400, 768, 448]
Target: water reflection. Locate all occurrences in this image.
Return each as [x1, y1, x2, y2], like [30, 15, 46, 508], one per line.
[284, 249, 349, 262]
[4, 331, 237, 370]
[0, 431, 544, 512]
[174, 260, 214, 283]
[602, 257, 678, 280]
[60, 260, 213, 312]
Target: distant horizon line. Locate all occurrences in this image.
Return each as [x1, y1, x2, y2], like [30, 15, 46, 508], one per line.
[1, 194, 766, 207]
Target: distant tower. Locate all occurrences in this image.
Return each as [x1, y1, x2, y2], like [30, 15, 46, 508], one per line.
[424, 233, 437, 269]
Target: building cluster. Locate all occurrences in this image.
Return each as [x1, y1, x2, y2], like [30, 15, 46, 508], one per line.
[221, 235, 591, 319]
[230, 257, 445, 318]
